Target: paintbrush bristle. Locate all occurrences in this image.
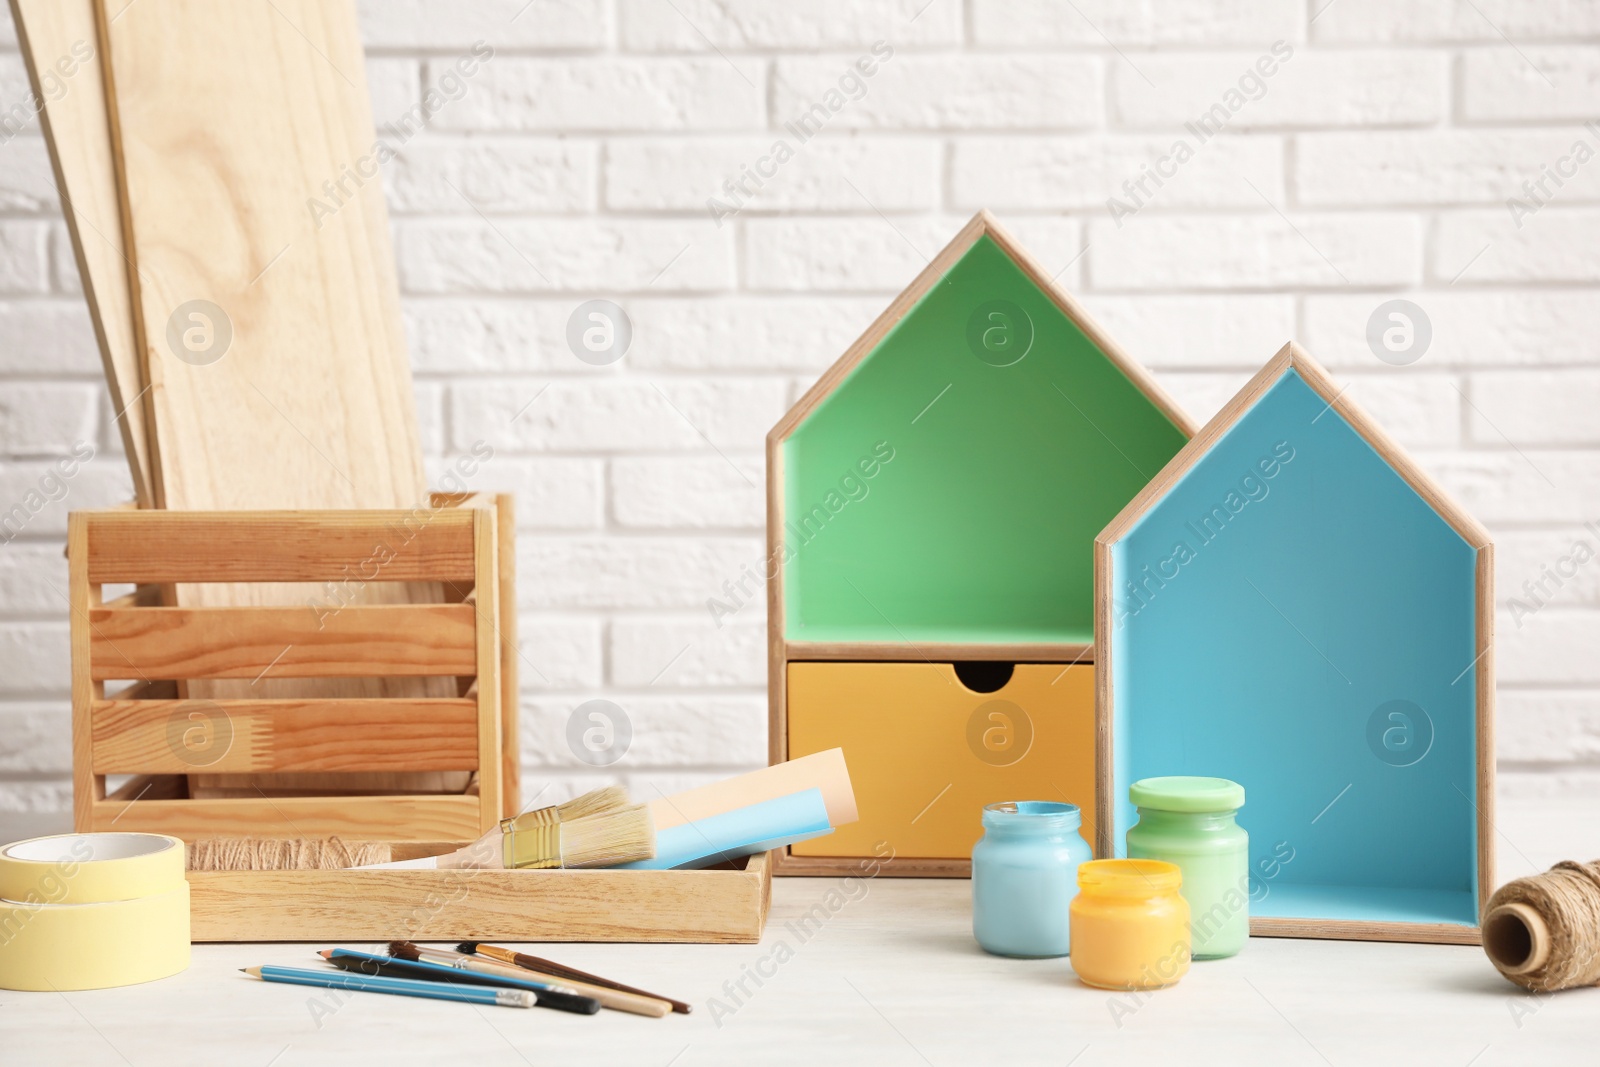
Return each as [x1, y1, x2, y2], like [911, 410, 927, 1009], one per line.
[457, 942, 479, 954]
[560, 804, 655, 869]
[555, 785, 631, 821]
[388, 941, 421, 961]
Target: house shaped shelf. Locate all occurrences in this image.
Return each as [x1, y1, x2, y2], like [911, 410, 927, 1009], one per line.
[1096, 344, 1493, 943]
[769, 211, 1193, 661]
[768, 212, 1193, 876]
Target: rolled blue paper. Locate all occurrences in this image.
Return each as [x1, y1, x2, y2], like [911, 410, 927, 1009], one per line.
[617, 787, 833, 870]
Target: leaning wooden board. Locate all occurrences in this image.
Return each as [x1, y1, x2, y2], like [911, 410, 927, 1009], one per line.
[10, 0, 154, 506]
[96, 0, 461, 794]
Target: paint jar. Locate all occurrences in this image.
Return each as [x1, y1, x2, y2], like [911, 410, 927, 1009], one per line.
[1069, 859, 1190, 990]
[1124, 776, 1249, 959]
[971, 801, 1092, 958]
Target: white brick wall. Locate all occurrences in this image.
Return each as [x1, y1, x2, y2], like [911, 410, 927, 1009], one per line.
[2, 0, 1598, 812]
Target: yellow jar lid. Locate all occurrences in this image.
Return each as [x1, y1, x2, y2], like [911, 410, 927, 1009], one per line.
[1077, 858, 1182, 893]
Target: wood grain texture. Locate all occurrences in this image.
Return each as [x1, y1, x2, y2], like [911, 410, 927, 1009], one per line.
[86, 509, 478, 584]
[91, 698, 479, 773]
[68, 513, 105, 828]
[494, 493, 519, 812]
[1250, 916, 1480, 946]
[11, 0, 154, 506]
[99, 0, 426, 512]
[86, 789, 486, 840]
[97, 0, 460, 795]
[471, 508, 502, 828]
[87, 604, 477, 680]
[186, 852, 771, 943]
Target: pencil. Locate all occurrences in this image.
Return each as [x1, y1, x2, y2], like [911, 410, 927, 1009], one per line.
[390, 941, 671, 1018]
[459, 941, 691, 1014]
[241, 965, 535, 1008]
[320, 949, 600, 1015]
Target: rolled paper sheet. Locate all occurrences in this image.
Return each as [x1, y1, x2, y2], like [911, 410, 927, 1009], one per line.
[616, 788, 833, 870]
[649, 749, 857, 830]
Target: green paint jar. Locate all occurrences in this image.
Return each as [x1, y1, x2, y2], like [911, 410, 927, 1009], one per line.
[1125, 777, 1248, 959]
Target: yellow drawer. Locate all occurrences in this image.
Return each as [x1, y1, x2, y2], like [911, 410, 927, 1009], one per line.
[787, 662, 1095, 860]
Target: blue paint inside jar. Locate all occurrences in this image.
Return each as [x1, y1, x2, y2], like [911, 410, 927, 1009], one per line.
[972, 800, 1093, 958]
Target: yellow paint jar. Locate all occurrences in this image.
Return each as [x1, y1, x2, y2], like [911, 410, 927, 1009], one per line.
[1069, 859, 1190, 990]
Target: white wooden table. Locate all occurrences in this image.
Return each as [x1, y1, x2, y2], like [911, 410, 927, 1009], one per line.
[1, 798, 1595, 1065]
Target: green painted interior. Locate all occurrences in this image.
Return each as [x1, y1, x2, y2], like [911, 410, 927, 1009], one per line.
[781, 234, 1190, 644]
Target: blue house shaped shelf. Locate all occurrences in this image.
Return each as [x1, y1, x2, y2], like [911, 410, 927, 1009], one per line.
[1095, 344, 1494, 944]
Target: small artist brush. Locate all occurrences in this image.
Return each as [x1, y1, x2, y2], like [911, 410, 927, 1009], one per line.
[318, 949, 600, 1015]
[390, 941, 671, 1018]
[459, 941, 690, 1014]
[361, 785, 654, 870]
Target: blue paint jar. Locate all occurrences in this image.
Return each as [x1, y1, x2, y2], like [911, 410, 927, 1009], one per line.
[972, 801, 1093, 958]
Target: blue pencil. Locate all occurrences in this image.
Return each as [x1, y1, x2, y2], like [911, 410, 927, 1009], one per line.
[242, 964, 536, 1009]
[322, 949, 601, 1014]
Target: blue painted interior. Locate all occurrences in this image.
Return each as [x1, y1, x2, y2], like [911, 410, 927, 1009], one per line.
[1109, 369, 1481, 926]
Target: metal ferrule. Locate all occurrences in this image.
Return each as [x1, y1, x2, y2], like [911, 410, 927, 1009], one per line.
[501, 814, 564, 869]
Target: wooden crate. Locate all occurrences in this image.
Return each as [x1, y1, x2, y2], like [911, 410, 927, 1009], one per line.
[68, 492, 776, 942]
[69, 493, 517, 840]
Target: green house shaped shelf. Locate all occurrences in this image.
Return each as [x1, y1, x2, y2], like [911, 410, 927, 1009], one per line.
[768, 212, 1194, 661]
[766, 212, 1193, 877]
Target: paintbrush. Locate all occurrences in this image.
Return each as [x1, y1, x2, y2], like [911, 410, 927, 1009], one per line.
[390, 942, 671, 1017]
[459, 941, 690, 1014]
[361, 785, 654, 870]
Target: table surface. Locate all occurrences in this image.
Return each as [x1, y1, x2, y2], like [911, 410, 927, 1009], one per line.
[1, 798, 1595, 1066]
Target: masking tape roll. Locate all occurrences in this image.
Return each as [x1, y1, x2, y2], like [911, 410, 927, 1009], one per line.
[0, 882, 190, 991]
[0, 833, 186, 905]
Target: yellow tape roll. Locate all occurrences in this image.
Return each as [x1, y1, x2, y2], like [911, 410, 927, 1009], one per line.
[0, 833, 186, 905]
[0, 884, 190, 991]
[0, 834, 190, 991]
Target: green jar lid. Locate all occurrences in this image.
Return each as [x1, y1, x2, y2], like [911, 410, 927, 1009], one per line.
[1129, 776, 1244, 813]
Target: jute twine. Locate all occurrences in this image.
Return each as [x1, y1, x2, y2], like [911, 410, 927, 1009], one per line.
[186, 837, 392, 871]
[1484, 859, 1600, 992]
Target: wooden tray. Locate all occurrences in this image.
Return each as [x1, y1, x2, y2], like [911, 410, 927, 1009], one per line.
[188, 848, 772, 944]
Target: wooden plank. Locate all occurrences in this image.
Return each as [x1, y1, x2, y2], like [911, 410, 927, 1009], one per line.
[786, 641, 1094, 663]
[99, 0, 427, 513]
[495, 494, 519, 814]
[11, 0, 154, 506]
[91, 698, 478, 773]
[1476, 544, 1497, 918]
[472, 509, 501, 831]
[88, 604, 477, 680]
[87, 792, 486, 840]
[774, 852, 971, 878]
[98, 0, 467, 796]
[85, 509, 477, 584]
[186, 853, 769, 942]
[1251, 916, 1480, 946]
[68, 513, 104, 830]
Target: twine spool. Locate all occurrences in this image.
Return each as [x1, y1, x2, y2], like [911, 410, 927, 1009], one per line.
[186, 837, 391, 871]
[1482, 860, 1600, 992]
